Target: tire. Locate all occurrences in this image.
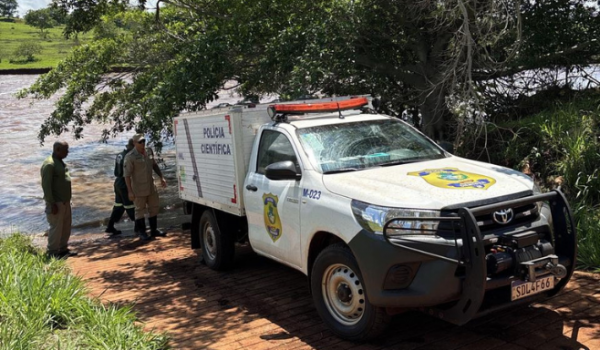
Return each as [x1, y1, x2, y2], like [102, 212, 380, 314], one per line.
[199, 210, 235, 270]
[311, 244, 390, 341]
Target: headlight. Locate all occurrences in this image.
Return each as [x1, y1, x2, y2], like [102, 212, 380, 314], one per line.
[351, 200, 441, 236]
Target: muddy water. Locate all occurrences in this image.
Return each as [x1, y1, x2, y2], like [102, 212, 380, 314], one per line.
[0, 75, 257, 236]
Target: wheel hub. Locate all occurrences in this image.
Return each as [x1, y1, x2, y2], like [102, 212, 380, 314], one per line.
[203, 223, 217, 260]
[336, 283, 352, 303]
[322, 263, 365, 326]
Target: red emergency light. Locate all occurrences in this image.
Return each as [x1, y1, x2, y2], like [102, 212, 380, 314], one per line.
[267, 97, 369, 120]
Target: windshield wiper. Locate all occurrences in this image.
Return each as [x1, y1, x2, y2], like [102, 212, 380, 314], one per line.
[378, 159, 421, 167]
[323, 168, 359, 174]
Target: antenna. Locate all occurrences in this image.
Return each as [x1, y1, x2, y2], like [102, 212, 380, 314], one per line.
[337, 103, 344, 119]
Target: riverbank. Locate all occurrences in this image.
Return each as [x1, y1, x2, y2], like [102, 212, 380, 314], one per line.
[0, 234, 168, 348]
[0, 20, 89, 70]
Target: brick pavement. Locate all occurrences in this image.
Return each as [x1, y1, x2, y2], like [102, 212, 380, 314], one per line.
[68, 230, 600, 350]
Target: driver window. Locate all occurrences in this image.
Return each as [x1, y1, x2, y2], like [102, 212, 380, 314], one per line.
[256, 130, 298, 174]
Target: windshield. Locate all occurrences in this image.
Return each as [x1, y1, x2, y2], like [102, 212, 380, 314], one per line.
[297, 119, 446, 173]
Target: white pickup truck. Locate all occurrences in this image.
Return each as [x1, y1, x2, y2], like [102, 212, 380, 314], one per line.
[174, 96, 576, 340]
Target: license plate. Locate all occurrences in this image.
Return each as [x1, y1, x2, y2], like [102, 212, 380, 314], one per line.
[511, 276, 555, 301]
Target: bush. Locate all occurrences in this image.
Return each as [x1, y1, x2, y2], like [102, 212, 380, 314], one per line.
[10, 41, 42, 63]
[574, 205, 600, 271]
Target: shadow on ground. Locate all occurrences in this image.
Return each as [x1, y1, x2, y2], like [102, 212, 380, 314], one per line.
[68, 231, 600, 350]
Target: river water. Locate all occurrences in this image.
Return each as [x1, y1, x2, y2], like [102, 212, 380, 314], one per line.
[0, 75, 255, 236]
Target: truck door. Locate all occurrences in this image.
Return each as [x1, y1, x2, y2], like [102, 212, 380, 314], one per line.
[244, 129, 302, 268]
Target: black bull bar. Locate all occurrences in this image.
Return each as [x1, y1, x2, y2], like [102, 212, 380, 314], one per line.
[382, 189, 577, 325]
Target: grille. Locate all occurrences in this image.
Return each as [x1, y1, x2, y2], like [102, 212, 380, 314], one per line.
[437, 203, 539, 238]
[475, 203, 539, 234]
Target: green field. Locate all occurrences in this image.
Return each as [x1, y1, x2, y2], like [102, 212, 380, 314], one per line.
[0, 19, 89, 70]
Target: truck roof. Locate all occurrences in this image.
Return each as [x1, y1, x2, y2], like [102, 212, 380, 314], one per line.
[287, 113, 390, 129]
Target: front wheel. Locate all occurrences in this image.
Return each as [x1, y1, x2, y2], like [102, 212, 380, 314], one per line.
[199, 210, 235, 270]
[311, 244, 390, 341]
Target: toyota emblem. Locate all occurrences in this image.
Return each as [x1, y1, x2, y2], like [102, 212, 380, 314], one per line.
[493, 208, 514, 224]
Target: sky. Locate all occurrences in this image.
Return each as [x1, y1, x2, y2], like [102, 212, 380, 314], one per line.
[17, 0, 51, 17]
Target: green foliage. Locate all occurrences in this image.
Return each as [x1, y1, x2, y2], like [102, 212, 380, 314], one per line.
[24, 8, 57, 37]
[576, 208, 600, 271]
[17, 0, 600, 146]
[519, 0, 600, 68]
[0, 0, 17, 18]
[53, 0, 136, 39]
[495, 95, 599, 197]
[11, 42, 43, 63]
[0, 234, 169, 349]
[48, 5, 69, 25]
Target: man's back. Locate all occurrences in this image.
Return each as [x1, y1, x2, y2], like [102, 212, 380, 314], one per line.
[114, 148, 130, 188]
[41, 155, 72, 203]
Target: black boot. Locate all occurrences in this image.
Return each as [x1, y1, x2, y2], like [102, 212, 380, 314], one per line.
[105, 207, 124, 235]
[136, 218, 151, 241]
[105, 220, 122, 236]
[149, 216, 166, 237]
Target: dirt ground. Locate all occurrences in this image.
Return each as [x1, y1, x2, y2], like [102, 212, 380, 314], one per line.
[66, 230, 600, 350]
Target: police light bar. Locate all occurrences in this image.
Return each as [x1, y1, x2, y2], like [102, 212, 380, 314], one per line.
[267, 97, 369, 120]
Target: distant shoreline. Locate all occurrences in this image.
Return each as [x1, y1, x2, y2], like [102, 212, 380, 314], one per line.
[0, 68, 52, 75]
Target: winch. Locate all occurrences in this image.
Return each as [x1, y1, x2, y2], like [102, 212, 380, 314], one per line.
[485, 232, 567, 280]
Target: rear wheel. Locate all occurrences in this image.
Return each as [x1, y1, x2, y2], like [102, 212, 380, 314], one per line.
[199, 210, 235, 270]
[311, 244, 390, 340]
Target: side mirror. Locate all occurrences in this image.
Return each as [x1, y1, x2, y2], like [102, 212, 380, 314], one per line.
[265, 161, 301, 181]
[437, 141, 454, 154]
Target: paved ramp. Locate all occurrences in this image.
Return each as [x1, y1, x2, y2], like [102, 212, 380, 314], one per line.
[68, 231, 600, 350]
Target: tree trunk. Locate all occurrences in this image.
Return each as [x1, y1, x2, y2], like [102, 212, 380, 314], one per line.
[420, 81, 447, 141]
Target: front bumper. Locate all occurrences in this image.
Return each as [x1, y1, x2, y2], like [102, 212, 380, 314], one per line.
[348, 189, 577, 325]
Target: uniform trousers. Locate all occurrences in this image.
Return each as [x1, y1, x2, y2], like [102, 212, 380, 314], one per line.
[109, 183, 136, 223]
[134, 191, 160, 219]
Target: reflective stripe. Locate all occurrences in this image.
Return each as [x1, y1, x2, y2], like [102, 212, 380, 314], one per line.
[124, 204, 136, 209]
[114, 203, 123, 207]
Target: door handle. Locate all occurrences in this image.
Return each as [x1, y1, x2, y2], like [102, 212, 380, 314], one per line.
[246, 184, 258, 192]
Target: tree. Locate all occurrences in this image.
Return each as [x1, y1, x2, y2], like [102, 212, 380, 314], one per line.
[47, 5, 68, 25]
[52, 0, 139, 38]
[24, 9, 57, 37]
[0, 0, 17, 18]
[19, 0, 600, 146]
[482, 0, 600, 117]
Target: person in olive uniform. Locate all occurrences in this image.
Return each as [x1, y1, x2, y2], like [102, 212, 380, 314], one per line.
[41, 141, 76, 258]
[105, 138, 137, 236]
[124, 134, 167, 241]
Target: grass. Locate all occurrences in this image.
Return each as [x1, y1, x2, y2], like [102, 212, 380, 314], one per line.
[0, 234, 169, 349]
[0, 19, 90, 70]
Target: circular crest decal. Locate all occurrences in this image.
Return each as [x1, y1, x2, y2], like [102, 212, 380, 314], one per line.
[408, 168, 496, 190]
